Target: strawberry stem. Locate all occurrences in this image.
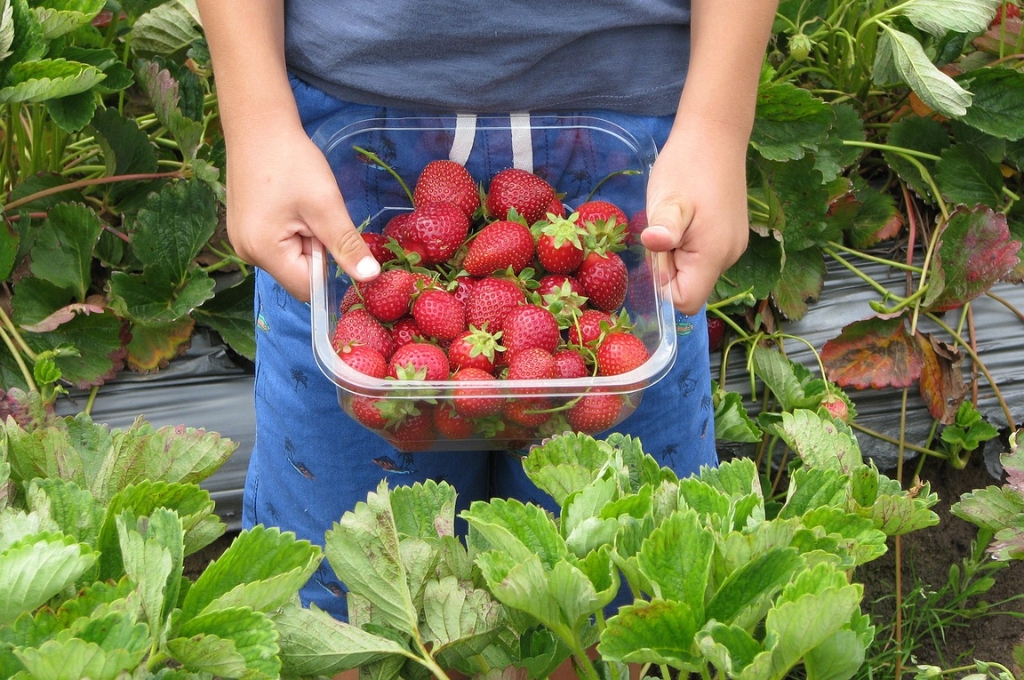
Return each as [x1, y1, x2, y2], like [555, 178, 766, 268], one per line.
[352, 145, 415, 205]
[584, 169, 641, 203]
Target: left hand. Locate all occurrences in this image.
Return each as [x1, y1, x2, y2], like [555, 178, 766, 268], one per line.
[641, 118, 752, 316]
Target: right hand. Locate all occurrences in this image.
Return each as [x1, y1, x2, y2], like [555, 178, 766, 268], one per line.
[224, 119, 380, 301]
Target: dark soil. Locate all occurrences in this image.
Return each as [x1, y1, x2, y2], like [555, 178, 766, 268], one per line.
[854, 451, 1024, 673]
[184, 451, 1024, 675]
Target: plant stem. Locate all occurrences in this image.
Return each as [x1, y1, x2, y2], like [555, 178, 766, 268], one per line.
[849, 422, 945, 459]
[351, 145, 414, 205]
[0, 304, 37, 361]
[824, 242, 922, 273]
[0, 324, 37, 391]
[2, 170, 184, 213]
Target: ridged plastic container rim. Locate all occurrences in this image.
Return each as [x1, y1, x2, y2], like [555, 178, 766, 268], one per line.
[309, 115, 678, 400]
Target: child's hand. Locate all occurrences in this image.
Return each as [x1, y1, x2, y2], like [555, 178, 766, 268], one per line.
[224, 120, 380, 301]
[641, 120, 751, 316]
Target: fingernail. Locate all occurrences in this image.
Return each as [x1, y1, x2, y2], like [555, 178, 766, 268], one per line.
[645, 225, 670, 236]
[355, 255, 380, 280]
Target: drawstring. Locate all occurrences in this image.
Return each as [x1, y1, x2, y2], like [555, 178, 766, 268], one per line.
[447, 112, 535, 174]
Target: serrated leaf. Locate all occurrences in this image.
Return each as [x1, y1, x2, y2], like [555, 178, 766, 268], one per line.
[0, 0, 14, 61]
[598, 599, 702, 670]
[193, 276, 256, 360]
[2, 0, 45, 83]
[925, 206, 1021, 312]
[117, 508, 182, 633]
[389, 479, 457, 539]
[0, 534, 96, 624]
[43, 88, 96, 133]
[462, 497, 567, 569]
[772, 246, 825, 321]
[28, 203, 102, 301]
[821, 316, 924, 390]
[522, 432, 615, 505]
[32, 0, 105, 39]
[951, 484, 1024, 534]
[696, 622, 763, 676]
[130, 179, 218, 282]
[0, 219, 18, 281]
[90, 106, 158, 178]
[752, 80, 834, 162]
[901, 0, 1001, 35]
[774, 410, 863, 474]
[165, 634, 248, 678]
[421, 575, 503, 650]
[0, 58, 104, 104]
[133, 59, 203, 159]
[874, 27, 972, 118]
[475, 552, 565, 636]
[799, 506, 888, 566]
[714, 386, 762, 443]
[61, 46, 133, 94]
[759, 156, 834, 252]
[713, 231, 784, 302]
[176, 607, 280, 679]
[637, 509, 713, 612]
[780, 468, 849, 518]
[130, 0, 201, 54]
[22, 307, 127, 389]
[181, 525, 320, 620]
[842, 178, 904, 249]
[854, 488, 940, 536]
[706, 547, 804, 626]
[958, 68, 1024, 141]
[814, 103, 867, 182]
[751, 346, 817, 412]
[109, 266, 216, 325]
[916, 332, 966, 424]
[14, 634, 146, 680]
[935, 144, 1005, 206]
[271, 601, 408, 677]
[25, 478, 104, 546]
[882, 116, 950, 202]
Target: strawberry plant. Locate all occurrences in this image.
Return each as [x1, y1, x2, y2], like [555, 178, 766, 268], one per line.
[0, 1, 249, 413]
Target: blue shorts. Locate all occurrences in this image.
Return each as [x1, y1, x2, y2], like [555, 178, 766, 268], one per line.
[242, 75, 718, 620]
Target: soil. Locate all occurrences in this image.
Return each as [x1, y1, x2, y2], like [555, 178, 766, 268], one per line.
[183, 451, 1024, 676]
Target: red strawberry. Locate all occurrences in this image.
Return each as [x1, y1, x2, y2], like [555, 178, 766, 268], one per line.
[362, 232, 395, 265]
[507, 347, 558, 380]
[576, 200, 628, 231]
[452, 275, 478, 305]
[707, 314, 726, 353]
[535, 215, 586, 274]
[821, 393, 852, 423]
[501, 304, 561, 356]
[434, 404, 477, 439]
[546, 196, 565, 219]
[350, 395, 389, 429]
[485, 168, 556, 224]
[447, 327, 502, 373]
[537, 274, 584, 299]
[388, 342, 450, 380]
[382, 212, 412, 241]
[411, 288, 466, 342]
[391, 316, 424, 348]
[340, 283, 363, 313]
[463, 220, 535, 276]
[451, 367, 504, 418]
[568, 308, 613, 348]
[333, 309, 395, 360]
[567, 393, 623, 434]
[503, 398, 552, 428]
[362, 269, 417, 322]
[577, 251, 628, 312]
[413, 159, 480, 218]
[400, 201, 469, 266]
[626, 210, 647, 246]
[390, 408, 436, 451]
[464, 276, 525, 333]
[991, 2, 1021, 26]
[553, 348, 589, 378]
[336, 343, 388, 378]
[595, 332, 649, 376]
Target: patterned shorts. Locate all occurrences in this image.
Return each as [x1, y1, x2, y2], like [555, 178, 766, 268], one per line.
[242, 75, 718, 620]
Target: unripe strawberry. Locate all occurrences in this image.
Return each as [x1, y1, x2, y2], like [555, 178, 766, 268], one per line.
[789, 33, 813, 62]
[821, 393, 852, 423]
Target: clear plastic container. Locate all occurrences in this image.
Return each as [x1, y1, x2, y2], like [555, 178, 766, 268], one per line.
[309, 114, 677, 451]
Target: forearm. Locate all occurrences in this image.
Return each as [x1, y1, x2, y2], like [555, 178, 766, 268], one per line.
[196, 0, 300, 144]
[676, 0, 778, 143]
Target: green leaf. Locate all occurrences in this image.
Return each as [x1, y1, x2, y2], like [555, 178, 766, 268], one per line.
[25, 478, 104, 546]
[843, 178, 904, 249]
[474, 552, 566, 637]
[129, 0, 201, 55]
[935, 144, 1004, 206]
[0, 0, 14, 61]
[180, 525, 320, 621]
[953, 484, 1024, 534]
[882, 116, 950, 201]
[176, 607, 280, 679]
[1, 0, 45, 84]
[696, 622, 763, 677]
[44, 88, 97, 133]
[117, 508, 182, 634]
[31, 0, 105, 39]
[0, 219, 18, 281]
[193, 276, 256, 360]
[713, 385, 762, 443]
[799, 506, 888, 566]
[165, 634, 248, 678]
[637, 509, 713, 612]
[874, 27, 972, 118]
[389, 479, 457, 539]
[854, 486, 940, 536]
[598, 599, 702, 670]
[421, 575, 504, 652]
[15, 632, 148, 680]
[61, 46, 133, 94]
[109, 266, 216, 325]
[705, 548, 804, 626]
[751, 346, 817, 412]
[130, 179, 218, 282]
[751, 80, 834, 162]
[900, 0, 1001, 35]
[90, 106, 158, 178]
[772, 246, 825, 321]
[758, 156, 834, 252]
[780, 468, 849, 518]
[958, 68, 1024, 141]
[713, 231, 784, 302]
[0, 58, 104, 104]
[133, 58, 204, 159]
[773, 410, 863, 474]
[462, 497, 567, 569]
[813, 103, 866, 182]
[0, 533, 97, 624]
[28, 203, 102, 302]
[522, 432, 615, 505]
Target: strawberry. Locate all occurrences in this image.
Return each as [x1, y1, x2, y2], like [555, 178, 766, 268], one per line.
[503, 397, 553, 428]
[626, 210, 647, 246]
[336, 343, 388, 378]
[447, 326, 502, 373]
[577, 251, 628, 312]
[390, 316, 424, 348]
[413, 159, 480, 218]
[340, 283, 364, 313]
[707, 314, 726, 353]
[568, 308, 613, 348]
[411, 288, 466, 342]
[546, 196, 565, 219]
[382, 212, 412, 241]
[537, 276, 588, 329]
[507, 347, 558, 380]
[535, 214, 586, 274]
[390, 408, 436, 451]
[553, 348, 589, 378]
[400, 201, 470, 266]
[501, 304, 561, 356]
[991, 1, 1021, 26]
[464, 276, 525, 333]
[362, 232, 395, 264]
[595, 331, 649, 376]
[463, 220, 535, 276]
[820, 392, 854, 423]
[362, 268, 417, 322]
[485, 167, 556, 224]
[566, 393, 623, 434]
[388, 342, 450, 380]
[451, 367, 505, 418]
[452, 274, 478, 305]
[433, 403, 477, 439]
[536, 274, 584, 299]
[577, 200, 628, 250]
[333, 308, 394, 360]
[350, 395, 390, 429]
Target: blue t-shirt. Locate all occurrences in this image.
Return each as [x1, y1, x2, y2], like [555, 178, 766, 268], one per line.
[284, 0, 691, 116]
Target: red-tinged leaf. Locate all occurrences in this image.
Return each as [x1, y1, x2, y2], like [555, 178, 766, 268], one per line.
[915, 332, 967, 424]
[125, 317, 194, 373]
[20, 302, 106, 333]
[821, 316, 924, 390]
[1003, 445, 1024, 496]
[926, 206, 1021, 312]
